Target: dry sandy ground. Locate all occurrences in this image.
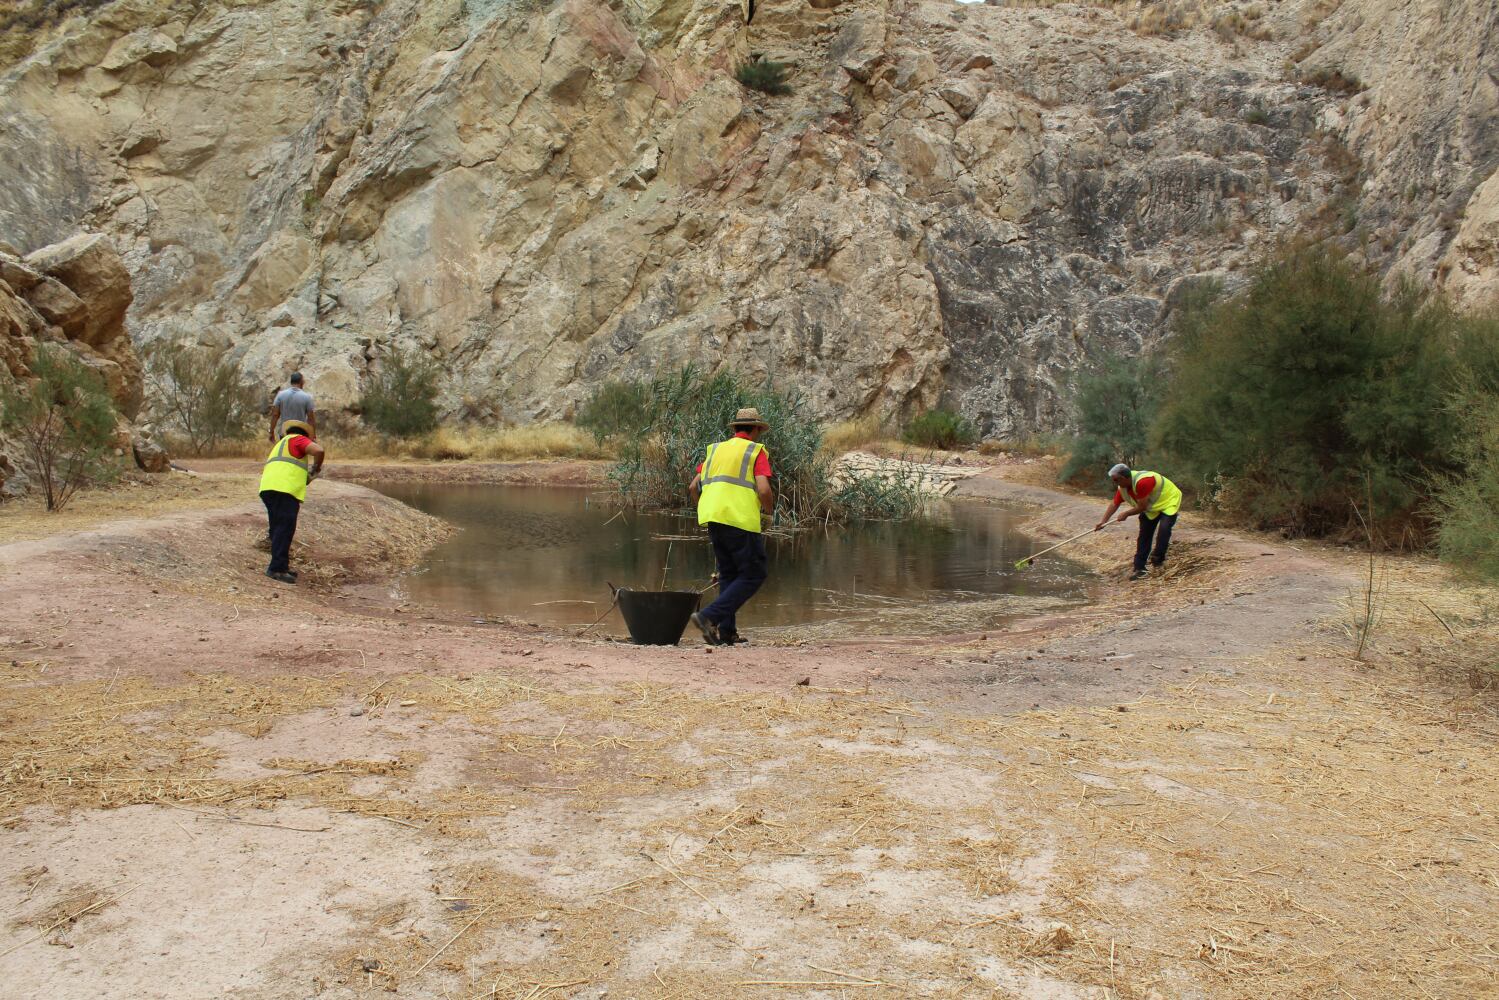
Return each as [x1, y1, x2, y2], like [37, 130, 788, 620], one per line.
[0, 464, 1495, 1000]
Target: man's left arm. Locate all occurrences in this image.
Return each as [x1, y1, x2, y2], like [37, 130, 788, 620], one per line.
[304, 440, 326, 479]
[754, 474, 773, 514]
[688, 473, 702, 503]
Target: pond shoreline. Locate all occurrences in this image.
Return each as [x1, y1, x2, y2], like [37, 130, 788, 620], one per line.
[361, 478, 1095, 639]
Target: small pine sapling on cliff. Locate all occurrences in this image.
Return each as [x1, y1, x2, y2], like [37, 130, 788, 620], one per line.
[735, 56, 792, 96]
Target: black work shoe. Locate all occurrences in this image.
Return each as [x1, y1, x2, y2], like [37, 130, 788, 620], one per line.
[689, 612, 721, 646]
[1128, 570, 1148, 581]
[720, 631, 747, 646]
[265, 569, 297, 584]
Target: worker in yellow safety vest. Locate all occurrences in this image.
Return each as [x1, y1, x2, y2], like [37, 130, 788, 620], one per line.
[259, 419, 325, 584]
[686, 408, 775, 646]
[1095, 463, 1183, 580]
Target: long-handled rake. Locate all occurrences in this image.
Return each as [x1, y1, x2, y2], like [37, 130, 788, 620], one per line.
[1015, 525, 1104, 570]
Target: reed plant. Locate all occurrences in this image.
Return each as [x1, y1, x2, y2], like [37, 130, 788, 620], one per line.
[604, 366, 925, 525]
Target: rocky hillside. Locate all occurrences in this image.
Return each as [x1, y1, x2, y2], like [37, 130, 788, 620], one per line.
[1, 232, 164, 495]
[0, 0, 1494, 437]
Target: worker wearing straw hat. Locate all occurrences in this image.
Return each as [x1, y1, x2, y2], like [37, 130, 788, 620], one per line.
[687, 408, 775, 646]
[259, 419, 325, 584]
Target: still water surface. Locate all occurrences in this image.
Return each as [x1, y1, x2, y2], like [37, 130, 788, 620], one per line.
[372, 484, 1092, 638]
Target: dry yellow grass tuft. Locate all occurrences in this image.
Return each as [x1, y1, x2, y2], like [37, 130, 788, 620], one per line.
[821, 416, 896, 455]
[169, 423, 614, 463]
[405, 424, 614, 462]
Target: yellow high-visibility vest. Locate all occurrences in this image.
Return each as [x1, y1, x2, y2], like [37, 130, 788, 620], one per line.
[1130, 470, 1182, 519]
[697, 437, 767, 533]
[259, 434, 310, 502]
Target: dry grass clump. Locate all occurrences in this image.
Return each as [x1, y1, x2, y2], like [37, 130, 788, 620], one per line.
[1296, 64, 1366, 95]
[390, 424, 615, 462]
[821, 415, 896, 455]
[993, 0, 1277, 40]
[176, 423, 613, 463]
[1326, 557, 1497, 682]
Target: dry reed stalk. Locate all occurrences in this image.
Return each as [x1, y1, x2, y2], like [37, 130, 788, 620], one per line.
[0, 883, 141, 958]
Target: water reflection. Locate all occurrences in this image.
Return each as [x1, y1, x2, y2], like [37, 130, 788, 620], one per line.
[369, 483, 1092, 635]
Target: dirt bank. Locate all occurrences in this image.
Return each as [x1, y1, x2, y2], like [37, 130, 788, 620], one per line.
[1, 466, 1494, 1000]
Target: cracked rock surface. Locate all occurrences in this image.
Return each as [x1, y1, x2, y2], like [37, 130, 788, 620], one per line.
[0, 0, 1492, 433]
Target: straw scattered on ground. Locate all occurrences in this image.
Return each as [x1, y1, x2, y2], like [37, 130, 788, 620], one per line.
[4, 559, 1496, 999]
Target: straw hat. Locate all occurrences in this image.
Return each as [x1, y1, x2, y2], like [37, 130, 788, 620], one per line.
[282, 420, 314, 437]
[729, 407, 770, 430]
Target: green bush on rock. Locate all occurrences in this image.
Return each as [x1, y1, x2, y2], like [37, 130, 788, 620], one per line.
[606, 365, 923, 525]
[903, 409, 976, 451]
[359, 346, 441, 438]
[0, 344, 121, 511]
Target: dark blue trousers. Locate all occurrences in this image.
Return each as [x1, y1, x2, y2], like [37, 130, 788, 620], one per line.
[261, 489, 301, 573]
[1135, 512, 1177, 572]
[701, 523, 768, 636]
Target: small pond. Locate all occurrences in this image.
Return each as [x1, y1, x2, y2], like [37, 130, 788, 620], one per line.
[371, 484, 1093, 639]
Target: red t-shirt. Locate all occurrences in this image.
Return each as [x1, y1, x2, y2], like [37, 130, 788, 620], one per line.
[287, 435, 312, 460]
[697, 432, 772, 478]
[1114, 474, 1155, 506]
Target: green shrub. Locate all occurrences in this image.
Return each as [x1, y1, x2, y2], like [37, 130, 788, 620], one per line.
[577, 380, 652, 443]
[0, 344, 121, 511]
[1154, 244, 1453, 540]
[359, 346, 441, 437]
[144, 343, 262, 455]
[1431, 311, 1499, 579]
[1060, 353, 1166, 484]
[735, 57, 792, 96]
[606, 365, 923, 525]
[903, 409, 976, 451]
[1432, 395, 1499, 580]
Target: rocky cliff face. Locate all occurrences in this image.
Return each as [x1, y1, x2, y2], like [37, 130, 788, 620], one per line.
[0, 231, 162, 495]
[0, 0, 1493, 438]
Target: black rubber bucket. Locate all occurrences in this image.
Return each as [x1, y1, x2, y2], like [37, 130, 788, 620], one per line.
[616, 588, 701, 645]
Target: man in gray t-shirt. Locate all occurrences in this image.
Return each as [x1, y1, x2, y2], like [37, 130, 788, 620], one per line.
[269, 372, 316, 441]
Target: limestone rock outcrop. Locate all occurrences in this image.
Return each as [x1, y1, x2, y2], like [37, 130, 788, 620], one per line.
[0, 0, 1493, 437]
[1, 232, 159, 495]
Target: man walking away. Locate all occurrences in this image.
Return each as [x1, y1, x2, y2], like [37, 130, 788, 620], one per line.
[260, 419, 325, 584]
[687, 408, 774, 646]
[269, 372, 316, 441]
[1096, 463, 1183, 580]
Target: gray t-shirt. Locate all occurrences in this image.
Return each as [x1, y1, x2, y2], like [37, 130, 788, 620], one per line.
[273, 387, 314, 424]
